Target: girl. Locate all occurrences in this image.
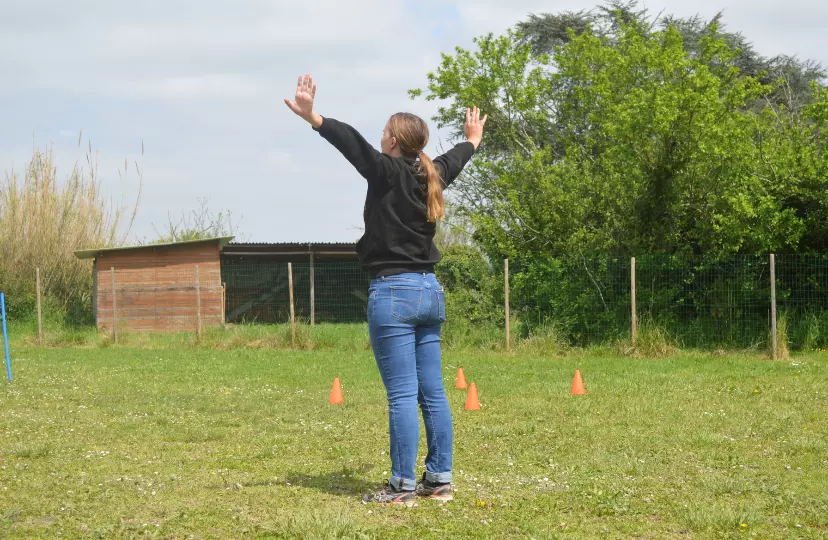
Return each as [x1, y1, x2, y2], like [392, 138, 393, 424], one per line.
[285, 74, 486, 506]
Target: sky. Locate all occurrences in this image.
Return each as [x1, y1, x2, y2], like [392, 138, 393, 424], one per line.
[2, 0, 826, 244]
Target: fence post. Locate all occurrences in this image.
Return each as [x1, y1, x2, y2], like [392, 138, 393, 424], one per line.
[36, 268, 43, 344]
[770, 254, 777, 359]
[92, 260, 98, 327]
[111, 267, 118, 343]
[288, 262, 296, 347]
[195, 265, 202, 338]
[2, 293, 11, 382]
[631, 257, 637, 344]
[309, 249, 315, 326]
[221, 282, 226, 325]
[505, 259, 511, 353]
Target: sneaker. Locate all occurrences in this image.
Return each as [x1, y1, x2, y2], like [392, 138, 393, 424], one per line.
[415, 473, 454, 501]
[361, 483, 417, 507]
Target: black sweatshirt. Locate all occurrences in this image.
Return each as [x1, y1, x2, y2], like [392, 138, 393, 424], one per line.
[313, 117, 475, 278]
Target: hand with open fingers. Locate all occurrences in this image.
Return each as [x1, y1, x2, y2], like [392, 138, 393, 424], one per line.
[464, 107, 488, 149]
[285, 74, 323, 128]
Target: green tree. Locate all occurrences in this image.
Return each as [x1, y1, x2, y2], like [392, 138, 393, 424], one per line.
[412, 14, 827, 261]
[754, 83, 828, 251]
[434, 201, 475, 249]
[516, 1, 825, 112]
[412, 7, 828, 344]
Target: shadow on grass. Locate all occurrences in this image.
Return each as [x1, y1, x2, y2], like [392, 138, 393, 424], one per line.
[284, 464, 378, 497]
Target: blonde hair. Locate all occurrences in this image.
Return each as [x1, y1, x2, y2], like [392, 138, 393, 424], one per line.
[388, 113, 444, 221]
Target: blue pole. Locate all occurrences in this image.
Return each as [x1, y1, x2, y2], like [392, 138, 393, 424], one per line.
[1, 293, 11, 382]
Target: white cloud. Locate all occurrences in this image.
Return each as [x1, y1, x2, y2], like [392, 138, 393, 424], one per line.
[129, 74, 268, 101]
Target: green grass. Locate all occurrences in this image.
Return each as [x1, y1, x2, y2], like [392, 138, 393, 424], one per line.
[9, 323, 375, 352]
[1, 345, 827, 538]
[9, 321, 509, 354]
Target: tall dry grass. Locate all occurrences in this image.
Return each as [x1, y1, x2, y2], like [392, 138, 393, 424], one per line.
[0, 138, 141, 323]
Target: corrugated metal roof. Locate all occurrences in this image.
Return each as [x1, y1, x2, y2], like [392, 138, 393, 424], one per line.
[222, 242, 358, 258]
[74, 236, 236, 260]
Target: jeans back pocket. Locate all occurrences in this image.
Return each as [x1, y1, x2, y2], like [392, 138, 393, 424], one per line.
[391, 286, 424, 322]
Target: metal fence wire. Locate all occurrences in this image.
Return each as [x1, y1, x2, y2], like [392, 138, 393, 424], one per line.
[635, 255, 772, 349]
[509, 254, 827, 349]
[221, 260, 369, 325]
[5, 254, 828, 350]
[776, 255, 828, 350]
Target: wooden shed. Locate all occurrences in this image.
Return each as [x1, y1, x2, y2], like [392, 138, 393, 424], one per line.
[74, 237, 234, 333]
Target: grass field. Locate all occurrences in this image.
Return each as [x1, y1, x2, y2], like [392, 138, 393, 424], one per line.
[1, 337, 827, 538]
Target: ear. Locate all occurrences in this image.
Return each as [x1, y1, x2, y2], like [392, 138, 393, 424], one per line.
[391, 136, 398, 149]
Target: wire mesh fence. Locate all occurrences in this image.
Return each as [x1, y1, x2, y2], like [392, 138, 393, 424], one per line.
[3, 253, 828, 351]
[634, 255, 772, 349]
[510, 256, 633, 346]
[508, 254, 827, 350]
[776, 255, 828, 350]
[221, 260, 369, 325]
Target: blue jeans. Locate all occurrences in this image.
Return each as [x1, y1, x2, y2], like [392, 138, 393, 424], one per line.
[368, 273, 453, 490]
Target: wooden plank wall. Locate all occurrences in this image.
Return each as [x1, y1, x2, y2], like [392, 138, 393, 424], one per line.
[95, 243, 223, 333]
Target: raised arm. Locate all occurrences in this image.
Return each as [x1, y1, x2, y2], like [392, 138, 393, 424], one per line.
[285, 74, 393, 184]
[434, 107, 488, 188]
[313, 118, 395, 184]
[433, 143, 475, 188]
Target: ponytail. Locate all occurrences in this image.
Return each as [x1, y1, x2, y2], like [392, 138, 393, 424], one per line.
[386, 112, 444, 220]
[418, 152, 444, 222]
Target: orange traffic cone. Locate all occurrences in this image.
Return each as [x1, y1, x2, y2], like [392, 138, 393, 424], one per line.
[571, 370, 586, 395]
[329, 378, 344, 405]
[456, 368, 468, 389]
[465, 382, 481, 410]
